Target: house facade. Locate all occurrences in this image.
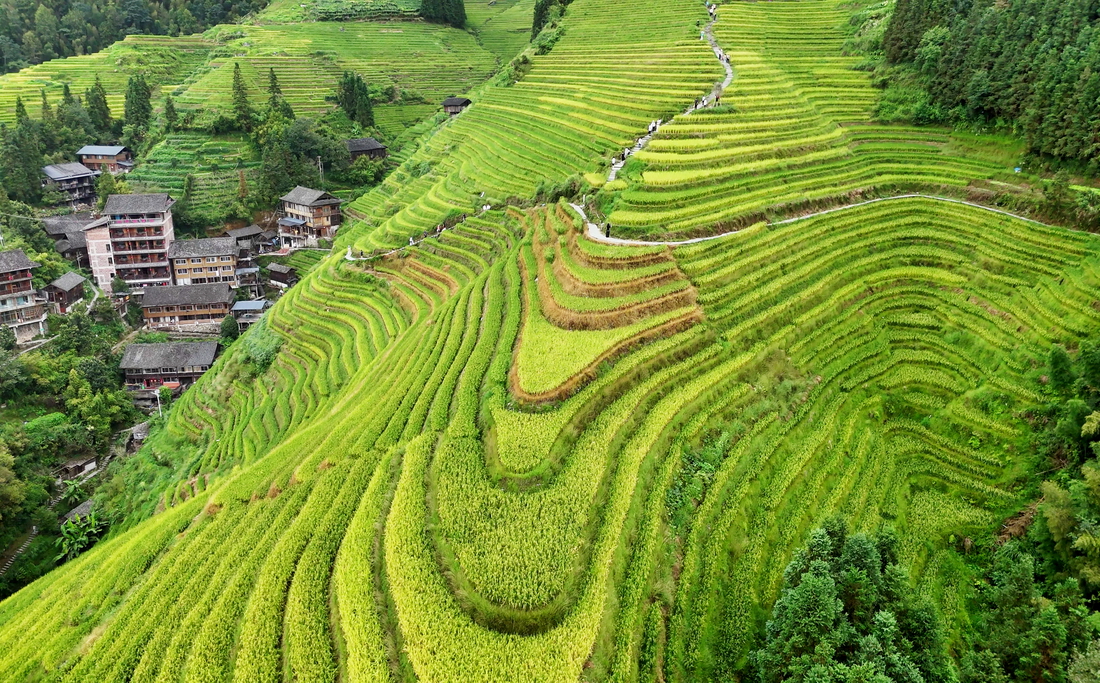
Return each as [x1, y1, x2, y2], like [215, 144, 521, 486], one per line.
[120, 341, 218, 391]
[43, 272, 85, 314]
[347, 137, 388, 161]
[141, 283, 233, 330]
[0, 250, 47, 343]
[42, 213, 93, 268]
[85, 194, 176, 292]
[267, 262, 298, 287]
[231, 299, 271, 331]
[277, 186, 342, 247]
[442, 97, 472, 115]
[40, 162, 100, 208]
[169, 237, 238, 287]
[76, 145, 134, 174]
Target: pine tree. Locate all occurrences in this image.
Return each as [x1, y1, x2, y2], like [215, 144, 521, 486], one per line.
[336, 71, 374, 127]
[1051, 345, 1076, 394]
[61, 83, 73, 106]
[163, 95, 178, 131]
[13, 96, 27, 123]
[266, 68, 294, 120]
[0, 122, 44, 203]
[267, 68, 282, 100]
[40, 89, 52, 121]
[444, 0, 465, 28]
[232, 62, 253, 132]
[124, 74, 152, 130]
[85, 75, 112, 136]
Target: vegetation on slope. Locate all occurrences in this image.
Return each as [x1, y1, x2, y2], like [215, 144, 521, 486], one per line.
[3, 0, 1100, 682]
[881, 0, 1100, 171]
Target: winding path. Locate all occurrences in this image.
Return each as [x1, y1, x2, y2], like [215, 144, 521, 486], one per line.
[606, 3, 734, 183]
[571, 194, 1060, 248]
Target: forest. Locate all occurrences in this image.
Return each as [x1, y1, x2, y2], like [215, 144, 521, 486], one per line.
[0, 0, 268, 72]
[880, 0, 1100, 170]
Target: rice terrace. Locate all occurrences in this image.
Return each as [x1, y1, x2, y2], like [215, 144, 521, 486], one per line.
[2, 0, 1100, 680]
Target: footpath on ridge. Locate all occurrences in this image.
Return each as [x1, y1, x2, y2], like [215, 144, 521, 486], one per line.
[607, 3, 734, 182]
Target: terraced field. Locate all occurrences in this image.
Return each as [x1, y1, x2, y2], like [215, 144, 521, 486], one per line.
[1, 0, 1097, 681]
[344, 0, 721, 248]
[605, 2, 1016, 239]
[127, 134, 259, 219]
[178, 23, 499, 138]
[0, 35, 211, 124]
[467, 0, 536, 61]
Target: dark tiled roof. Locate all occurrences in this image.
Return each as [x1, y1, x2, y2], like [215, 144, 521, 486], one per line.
[141, 283, 233, 308]
[63, 500, 94, 521]
[81, 216, 110, 230]
[42, 212, 94, 236]
[103, 193, 174, 215]
[442, 97, 472, 107]
[347, 137, 386, 152]
[167, 237, 237, 259]
[226, 224, 264, 239]
[279, 186, 341, 207]
[77, 145, 129, 156]
[42, 162, 99, 181]
[0, 249, 40, 274]
[61, 231, 88, 250]
[267, 263, 295, 274]
[120, 341, 218, 370]
[49, 272, 85, 291]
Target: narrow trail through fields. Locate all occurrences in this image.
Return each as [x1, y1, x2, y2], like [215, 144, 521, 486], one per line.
[606, 3, 733, 182]
[571, 194, 1062, 247]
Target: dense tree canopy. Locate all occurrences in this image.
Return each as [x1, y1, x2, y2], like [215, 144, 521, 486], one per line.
[883, 0, 1100, 168]
[751, 520, 954, 683]
[0, 0, 269, 73]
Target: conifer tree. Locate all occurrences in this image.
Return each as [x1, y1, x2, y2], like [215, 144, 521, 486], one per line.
[85, 75, 112, 136]
[40, 89, 52, 121]
[232, 62, 253, 132]
[163, 95, 178, 131]
[13, 96, 27, 123]
[266, 68, 294, 120]
[336, 71, 374, 127]
[124, 74, 152, 130]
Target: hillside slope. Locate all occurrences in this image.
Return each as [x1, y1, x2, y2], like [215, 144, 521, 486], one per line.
[1, 0, 1098, 681]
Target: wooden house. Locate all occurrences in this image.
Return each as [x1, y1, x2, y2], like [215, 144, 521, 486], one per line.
[347, 137, 388, 161]
[76, 145, 134, 174]
[120, 341, 218, 391]
[40, 162, 100, 208]
[0, 249, 47, 343]
[277, 186, 342, 247]
[44, 272, 86, 314]
[169, 237, 239, 287]
[267, 262, 298, 287]
[442, 97, 472, 115]
[140, 283, 233, 330]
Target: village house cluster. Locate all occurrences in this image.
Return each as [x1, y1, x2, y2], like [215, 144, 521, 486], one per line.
[5, 180, 341, 405]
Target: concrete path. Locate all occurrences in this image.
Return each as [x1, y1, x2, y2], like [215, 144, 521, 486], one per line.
[606, 3, 733, 183]
[571, 194, 1060, 248]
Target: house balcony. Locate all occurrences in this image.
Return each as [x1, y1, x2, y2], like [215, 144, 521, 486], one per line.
[114, 255, 168, 267]
[110, 228, 164, 239]
[112, 242, 167, 254]
[109, 216, 166, 227]
[118, 267, 171, 283]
